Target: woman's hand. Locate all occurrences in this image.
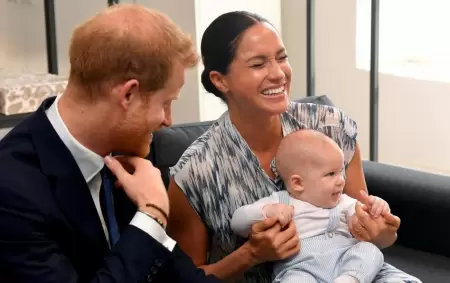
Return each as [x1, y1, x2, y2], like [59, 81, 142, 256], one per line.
[244, 217, 300, 265]
[349, 193, 401, 249]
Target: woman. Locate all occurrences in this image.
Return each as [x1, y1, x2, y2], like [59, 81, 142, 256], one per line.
[167, 11, 421, 283]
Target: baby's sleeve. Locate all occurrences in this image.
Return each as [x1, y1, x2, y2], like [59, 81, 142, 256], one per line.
[341, 194, 357, 223]
[230, 192, 280, 238]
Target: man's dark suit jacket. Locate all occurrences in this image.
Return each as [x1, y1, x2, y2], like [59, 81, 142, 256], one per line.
[0, 97, 219, 283]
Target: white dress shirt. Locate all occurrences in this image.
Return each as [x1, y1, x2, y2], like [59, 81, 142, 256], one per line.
[45, 94, 176, 251]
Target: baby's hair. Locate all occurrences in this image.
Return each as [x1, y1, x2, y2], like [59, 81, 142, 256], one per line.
[275, 129, 340, 182]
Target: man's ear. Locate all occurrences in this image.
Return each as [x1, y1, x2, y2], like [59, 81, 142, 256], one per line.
[290, 174, 304, 193]
[209, 71, 229, 94]
[116, 79, 140, 111]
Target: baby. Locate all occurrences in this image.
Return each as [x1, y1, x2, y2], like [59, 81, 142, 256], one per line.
[231, 129, 391, 283]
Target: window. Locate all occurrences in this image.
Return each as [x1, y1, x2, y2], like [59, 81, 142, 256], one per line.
[356, 0, 450, 83]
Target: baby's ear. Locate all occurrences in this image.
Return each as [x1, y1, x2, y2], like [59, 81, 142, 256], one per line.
[290, 174, 304, 193]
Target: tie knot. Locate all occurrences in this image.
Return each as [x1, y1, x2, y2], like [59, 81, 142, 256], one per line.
[101, 166, 115, 182]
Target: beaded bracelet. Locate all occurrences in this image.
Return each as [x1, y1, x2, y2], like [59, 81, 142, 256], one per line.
[144, 203, 169, 220]
[140, 210, 167, 230]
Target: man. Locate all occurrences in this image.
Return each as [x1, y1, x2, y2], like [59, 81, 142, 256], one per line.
[0, 4, 219, 282]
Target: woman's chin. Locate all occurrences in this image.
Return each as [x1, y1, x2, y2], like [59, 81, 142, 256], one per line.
[260, 97, 289, 115]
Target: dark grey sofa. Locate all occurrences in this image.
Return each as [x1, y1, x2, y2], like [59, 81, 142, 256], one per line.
[148, 95, 450, 282]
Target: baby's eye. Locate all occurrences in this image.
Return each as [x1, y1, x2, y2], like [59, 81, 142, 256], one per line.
[327, 172, 335, 177]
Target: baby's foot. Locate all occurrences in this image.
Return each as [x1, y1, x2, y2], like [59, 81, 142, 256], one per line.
[334, 275, 360, 283]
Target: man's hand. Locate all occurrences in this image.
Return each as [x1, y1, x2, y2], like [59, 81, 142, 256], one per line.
[262, 203, 294, 228]
[104, 156, 169, 224]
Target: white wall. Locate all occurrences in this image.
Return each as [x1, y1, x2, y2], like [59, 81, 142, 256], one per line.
[280, 0, 307, 102]
[1, 0, 48, 74]
[281, 0, 450, 176]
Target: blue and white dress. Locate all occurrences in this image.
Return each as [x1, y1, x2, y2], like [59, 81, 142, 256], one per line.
[170, 101, 421, 283]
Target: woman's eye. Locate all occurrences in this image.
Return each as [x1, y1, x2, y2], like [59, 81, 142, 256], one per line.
[250, 63, 265, 68]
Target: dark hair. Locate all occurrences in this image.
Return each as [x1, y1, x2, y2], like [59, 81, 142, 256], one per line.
[200, 11, 270, 101]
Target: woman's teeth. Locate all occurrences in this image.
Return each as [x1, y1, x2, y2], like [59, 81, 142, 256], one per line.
[262, 86, 285, 96]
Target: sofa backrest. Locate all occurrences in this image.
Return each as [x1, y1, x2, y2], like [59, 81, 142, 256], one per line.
[148, 95, 335, 187]
[148, 120, 214, 187]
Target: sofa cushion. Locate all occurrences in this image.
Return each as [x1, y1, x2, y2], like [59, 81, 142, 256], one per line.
[149, 95, 336, 187]
[363, 160, 450, 258]
[383, 245, 450, 283]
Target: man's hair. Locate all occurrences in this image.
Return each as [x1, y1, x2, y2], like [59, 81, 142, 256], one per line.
[68, 4, 198, 95]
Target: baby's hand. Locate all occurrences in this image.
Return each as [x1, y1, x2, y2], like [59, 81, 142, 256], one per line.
[262, 203, 294, 228]
[360, 191, 390, 218]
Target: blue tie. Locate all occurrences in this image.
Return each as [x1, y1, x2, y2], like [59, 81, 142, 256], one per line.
[101, 168, 120, 246]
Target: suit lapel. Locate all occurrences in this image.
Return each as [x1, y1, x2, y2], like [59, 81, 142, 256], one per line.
[30, 97, 109, 253]
[54, 175, 109, 253]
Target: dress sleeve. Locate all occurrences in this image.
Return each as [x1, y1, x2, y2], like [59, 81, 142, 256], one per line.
[169, 155, 208, 220]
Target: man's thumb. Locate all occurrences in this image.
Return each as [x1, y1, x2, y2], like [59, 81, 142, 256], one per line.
[104, 156, 129, 183]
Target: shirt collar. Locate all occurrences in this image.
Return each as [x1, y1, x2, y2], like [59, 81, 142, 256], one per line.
[45, 94, 104, 182]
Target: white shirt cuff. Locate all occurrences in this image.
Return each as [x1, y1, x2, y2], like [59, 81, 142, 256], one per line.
[130, 211, 176, 251]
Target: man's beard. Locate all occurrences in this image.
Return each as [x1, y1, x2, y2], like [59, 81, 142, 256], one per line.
[112, 129, 151, 158]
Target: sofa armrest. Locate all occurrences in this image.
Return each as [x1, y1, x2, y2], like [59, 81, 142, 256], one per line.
[362, 160, 450, 258]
